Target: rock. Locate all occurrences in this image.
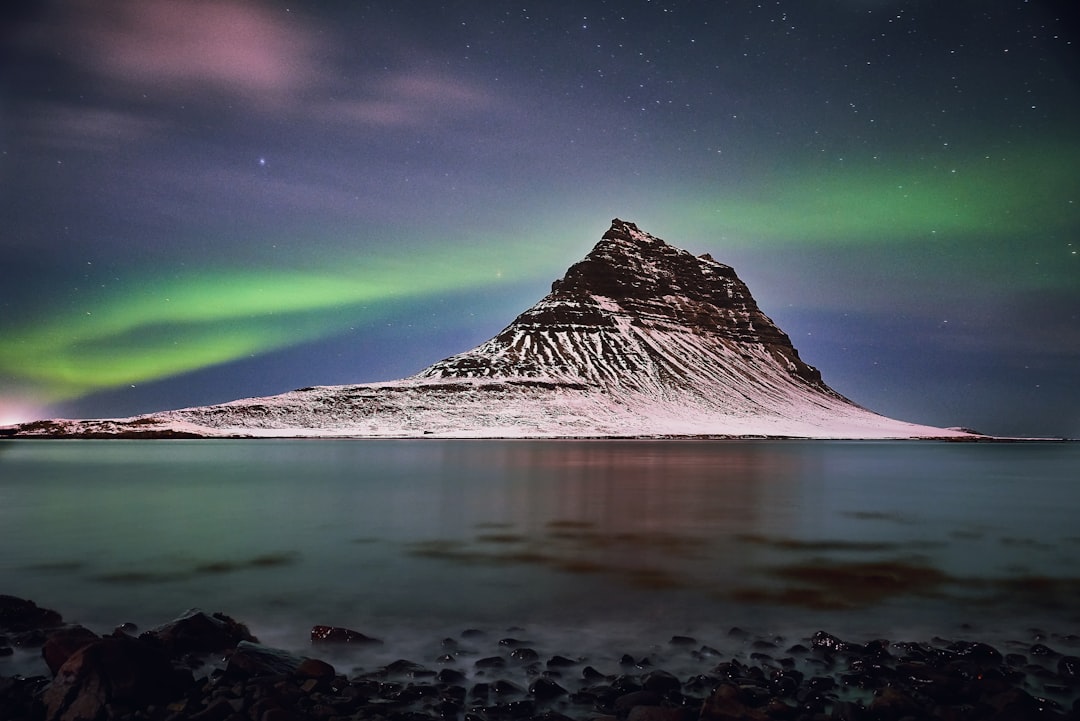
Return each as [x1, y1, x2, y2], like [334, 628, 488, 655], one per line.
[41, 625, 100, 675]
[698, 683, 771, 721]
[42, 636, 191, 721]
[224, 640, 311, 678]
[641, 669, 681, 695]
[528, 676, 568, 699]
[295, 657, 336, 679]
[476, 655, 507, 669]
[0, 595, 64, 633]
[614, 689, 662, 718]
[627, 707, 692, 721]
[1058, 655, 1080, 681]
[145, 608, 256, 655]
[309, 624, 383, 645]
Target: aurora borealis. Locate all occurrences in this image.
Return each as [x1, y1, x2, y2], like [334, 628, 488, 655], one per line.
[1, 1, 1077, 436]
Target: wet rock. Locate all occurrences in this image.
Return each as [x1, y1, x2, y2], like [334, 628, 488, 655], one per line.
[310, 624, 383, 645]
[41, 625, 100, 676]
[493, 679, 525, 696]
[529, 676, 568, 699]
[42, 635, 191, 721]
[583, 665, 608, 681]
[641, 670, 681, 696]
[145, 608, 257, 655]
[613, 689, 662, 718]
[224, 640, 312, 678]
[698, 683, 771, 721]
[510, 647, 539, 663]
[669, 635, 696, 647]
[1058, 655, 1080, 681]
[626, 706, 691, 721]
[547, 654, 578, 667]
[0, 595, 63, 634]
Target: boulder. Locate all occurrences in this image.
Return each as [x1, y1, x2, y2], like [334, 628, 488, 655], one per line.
[0, 595, 63, 635]
[42, 636, 191, 721]
[143, 608, 256, 654]
[224, 640, 309, 678]
[309, 624, 383, 644]
[42, 625, 100, 676]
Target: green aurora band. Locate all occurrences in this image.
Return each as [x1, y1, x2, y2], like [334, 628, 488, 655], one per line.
[0, 243, 545, 403]
[693, 142, 1078, 253]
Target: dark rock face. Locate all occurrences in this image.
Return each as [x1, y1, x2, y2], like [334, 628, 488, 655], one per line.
[418, 219, 831, 393]
[0, 595, 63, 636]
[42, 636, 191, 721]
[42, 626, 100, 676]
[142, 608, 257, 655]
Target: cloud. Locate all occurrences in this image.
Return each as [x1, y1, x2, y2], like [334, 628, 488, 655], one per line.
[22, 0, 322, 107]
[318, 71, 493, 128]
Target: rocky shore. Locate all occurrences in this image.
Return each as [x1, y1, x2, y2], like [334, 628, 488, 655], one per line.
[2, 595, 1078, 721]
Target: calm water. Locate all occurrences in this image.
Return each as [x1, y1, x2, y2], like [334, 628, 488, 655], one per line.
[2, 439, 1078, 675]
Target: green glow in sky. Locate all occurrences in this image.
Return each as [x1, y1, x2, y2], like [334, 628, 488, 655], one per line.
[693, 142, 1079, 248]
[0, 242, 544, 403]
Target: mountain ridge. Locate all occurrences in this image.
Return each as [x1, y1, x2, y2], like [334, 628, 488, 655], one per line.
[3, 219, 978, 439]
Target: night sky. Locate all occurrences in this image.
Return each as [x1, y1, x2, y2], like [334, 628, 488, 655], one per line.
[2, 1, 1077, 438]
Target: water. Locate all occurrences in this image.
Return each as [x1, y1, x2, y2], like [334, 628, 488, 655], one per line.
[2, 439, 1078, 676]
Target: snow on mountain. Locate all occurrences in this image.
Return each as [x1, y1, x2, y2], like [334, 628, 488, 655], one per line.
[5, 219, 978, 439]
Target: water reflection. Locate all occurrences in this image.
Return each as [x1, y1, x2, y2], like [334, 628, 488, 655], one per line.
[2, 440, 1079, 641]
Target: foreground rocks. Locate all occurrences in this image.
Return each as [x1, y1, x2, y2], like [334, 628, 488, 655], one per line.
[2, 596, 1078, 721]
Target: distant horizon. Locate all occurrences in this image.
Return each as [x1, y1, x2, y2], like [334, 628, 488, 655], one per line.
[2, 2, 1077, 438]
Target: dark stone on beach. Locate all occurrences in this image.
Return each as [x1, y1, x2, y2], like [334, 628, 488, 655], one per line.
[0, 595, 63, 634]
[438, 667, 467, 684]
[510, 647, 539, 663]
[627, 706, 692, 721]
[386, 658, 430, 677]
[310, 624, 383, 645]
[583, 665, 607, 681]
[614, 689, 661, 717]
[547, 654, 578, 667]
[493, 678, 526, 697]
[476, 655, 507, 669]
[295, 656, 335, 679]
[699, 686, 777, 721]
[42, 635, 191, 721]
[224, 640, 313, 678]
[810, 630, 862, 656]
[146, 608, 257, 655]
[1058, 655, 1080, 681]
[41, 625, 100, 676]
[529, 676, 568, 699]
[499, 637, 527, 648]
[641, 670, 681, 696]
[669, 635, 696, 647]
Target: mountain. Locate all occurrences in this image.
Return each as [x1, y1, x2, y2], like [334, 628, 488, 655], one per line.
[5, 219, 977, 439]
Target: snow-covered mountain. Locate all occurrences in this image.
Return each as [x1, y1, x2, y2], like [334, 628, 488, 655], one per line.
[6, 219, 978, 439]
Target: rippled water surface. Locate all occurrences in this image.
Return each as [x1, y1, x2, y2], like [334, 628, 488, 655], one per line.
[2, 439, 1077, 672]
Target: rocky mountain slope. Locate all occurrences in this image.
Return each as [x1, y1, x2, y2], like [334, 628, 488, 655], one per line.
[5, 219, 976, 439]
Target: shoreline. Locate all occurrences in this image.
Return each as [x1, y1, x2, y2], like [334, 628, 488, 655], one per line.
[3, 596, 1078, 721]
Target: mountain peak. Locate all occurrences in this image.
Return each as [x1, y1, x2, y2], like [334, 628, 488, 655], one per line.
[420, 219, 826, 390]
[6, 219, 974, 440]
